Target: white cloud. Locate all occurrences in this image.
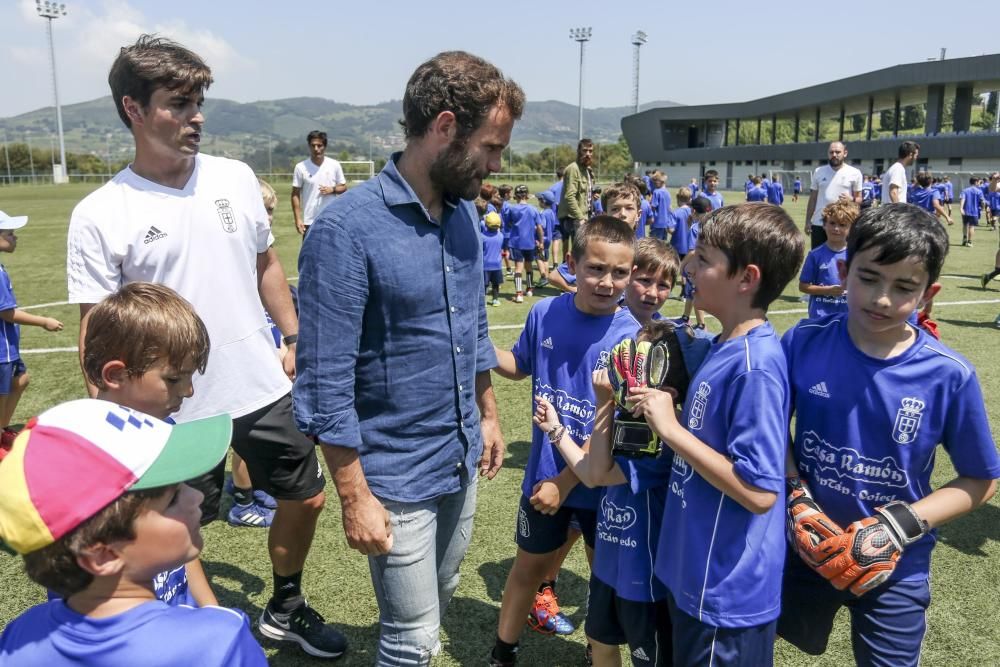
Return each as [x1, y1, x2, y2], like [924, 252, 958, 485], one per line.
[2, 0, 250, 117]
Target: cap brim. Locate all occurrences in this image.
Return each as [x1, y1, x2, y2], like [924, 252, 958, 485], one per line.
[132, 413, 233, 489]
[0, 216, 27, 230]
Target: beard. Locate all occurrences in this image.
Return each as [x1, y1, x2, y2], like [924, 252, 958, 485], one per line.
[828, 156, 843, 168]
[429, 137, 488, 201]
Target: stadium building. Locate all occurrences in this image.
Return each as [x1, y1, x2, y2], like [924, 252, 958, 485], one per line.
[622, 54, 1000, 189]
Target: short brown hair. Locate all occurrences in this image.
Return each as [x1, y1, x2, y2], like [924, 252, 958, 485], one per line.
[108, 35, 213, 129]
[676, 187, 692, 205]
[23, 487, 169, 598]
[698, 203, 804, 310]
[633, 238, 680, 287]
[571, 215, 636, 263]
[822, 199, 860, 228]
[83, 283, 210, 389]
[401, 51, 525, 140]
[601, 181, 641, 211]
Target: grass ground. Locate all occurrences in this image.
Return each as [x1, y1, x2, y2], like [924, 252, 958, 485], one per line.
[0, 181, 999, 665]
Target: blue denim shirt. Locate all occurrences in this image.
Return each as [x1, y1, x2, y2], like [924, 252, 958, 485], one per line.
[294, 153, 497, 502]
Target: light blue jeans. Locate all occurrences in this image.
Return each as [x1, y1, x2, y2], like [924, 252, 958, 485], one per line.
[370, 479, 477, 666]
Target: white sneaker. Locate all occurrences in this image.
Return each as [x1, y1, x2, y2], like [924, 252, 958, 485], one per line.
[514, 294, 524, 303]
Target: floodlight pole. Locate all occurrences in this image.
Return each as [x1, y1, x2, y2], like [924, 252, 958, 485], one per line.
[26, 132, 35, 184]
[570, 27, 592, 141]
[105, 132, 112, 178]
[36, 1, 68, 184]
[631, 31, 647, 114]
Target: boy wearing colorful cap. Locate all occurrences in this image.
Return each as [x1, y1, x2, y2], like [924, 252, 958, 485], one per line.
[82, 281, 219, 609]
[0, 211, 64, 460]
[0, 398, 267, 666]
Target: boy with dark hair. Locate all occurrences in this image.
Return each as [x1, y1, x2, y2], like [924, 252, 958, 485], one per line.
[911, 172, 952, 225]
[489, 216, 638, 666]
[747, 177, 768, 202]
[291, 129, 347, 236]
[601, 181, 641, 226]
[767, 175, 784, 206]
[0, 398, 267, 666]
[629, 203, 805, 665]
[798, 199, 858, 320]
[499, 184, 515, 274]
[780, 203, 999, 667]
[509, 185, 544, 302]
[591, 187, 604, 215]
[634, 178, 653, 238]
[678, 197, 714, 329]
[960, 176, 984, 246]
[793, 176, 802, 202]
[700, 170, 725, 210]
[0, 211, 64, 459]
[536, 191, 558, 277]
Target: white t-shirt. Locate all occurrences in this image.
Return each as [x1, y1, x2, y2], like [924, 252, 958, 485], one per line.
[67, 154, 291, 422]
[882, 161, 908, 204]
[809, 163, 863, 225]
[292, 157, 347, 227]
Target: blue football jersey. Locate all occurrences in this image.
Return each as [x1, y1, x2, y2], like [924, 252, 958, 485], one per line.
[655, 323, 789, 628]
[800, 244, 848, 320]
[512, 294, 637, 509]
[0, 600, 267, 666]
[783, 315, 1000, 582]
[651, 188, 672, 229]
[0, 265, 20, 363]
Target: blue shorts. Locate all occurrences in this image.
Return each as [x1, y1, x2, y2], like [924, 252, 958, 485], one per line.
[668, 592, 776, 667]
[777, 551, 930, 666]
[962, 215, 980, 227]
[551, 227, 562, 241]
[484, 270, 503, 289]
[0, 359, 27, 395]
[587, 576, 671, 665]
[510, 248, 536, 263]
[515, 494, 596, 554]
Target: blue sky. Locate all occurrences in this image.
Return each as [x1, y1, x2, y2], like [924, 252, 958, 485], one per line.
[2, 0, 995, 118]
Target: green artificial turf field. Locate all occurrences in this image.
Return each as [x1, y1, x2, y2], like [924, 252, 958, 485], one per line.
[0, 180, 998, 665]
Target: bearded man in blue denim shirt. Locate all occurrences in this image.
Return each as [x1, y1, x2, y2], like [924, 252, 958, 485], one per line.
[295, 51, 524, 665]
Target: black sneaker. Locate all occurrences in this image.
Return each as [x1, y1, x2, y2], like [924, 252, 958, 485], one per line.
[259, 601, 347, 659]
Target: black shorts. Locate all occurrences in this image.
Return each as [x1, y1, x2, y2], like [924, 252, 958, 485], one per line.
[187, 392, 325, 523]
[484, 269, 503, 289]
[586, 576, 672, 665]
[962, 214, 980, 227]
[515, 494, 596, 554]
[559, 217, 581, 243]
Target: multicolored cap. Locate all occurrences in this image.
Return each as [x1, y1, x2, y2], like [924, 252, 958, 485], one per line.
[0, 399, 232, 554]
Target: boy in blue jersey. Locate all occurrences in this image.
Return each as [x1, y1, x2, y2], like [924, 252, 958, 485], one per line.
[636, 179, 653, 238]
[798, 199, 858, 320]
[509, 185, 544, 302]
[689, 177, 700, 199]
[534, 313, 713, 667]
[959, 176, 984, 247]
[861, 176, 875, 209]
[670, 187, 694, 260]
[700, 170, 725, 210]
[746, 177, 768, 202]
[489, 216, 638, 667]
[767, 176, 784, 206]
[591, 187, 604, 215]
[793, 176, 802, 202]
[0, 212, 64, 459]
[0, 397, 267, 666]
[942, 175, 954, 216]
[980, 174, 1000, 290]
[499, 184, 514, 274]
[483, 211, 505, 306]
[535, 191, 557, 280]
[910, 172, 952, 225]
[779, 203, 1000, 667]
[650, 171, 672, 240]
[679, 197, 713, 330]
[630, 203, 805, 666]
[83, 282, 221, 610]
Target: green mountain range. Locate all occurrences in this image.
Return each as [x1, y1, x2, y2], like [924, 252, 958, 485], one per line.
[0, 96, 678, 165]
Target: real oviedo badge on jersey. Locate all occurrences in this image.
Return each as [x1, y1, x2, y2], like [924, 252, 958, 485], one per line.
[215, 199, 237, 233]
[892, 397, 925, 445]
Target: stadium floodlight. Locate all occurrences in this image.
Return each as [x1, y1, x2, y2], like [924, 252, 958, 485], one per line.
[569, 27, 592, 140]
[1, 128, 10, 185]
[36, 0, 68, 185]
[631, 31, 647, 115]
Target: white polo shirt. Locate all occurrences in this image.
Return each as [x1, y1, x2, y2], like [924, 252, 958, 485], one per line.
[292, 157, 347, 227]
[67, 154, 291, 422]
[810, 163, 863, 225]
